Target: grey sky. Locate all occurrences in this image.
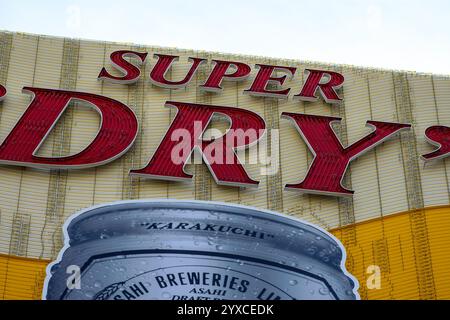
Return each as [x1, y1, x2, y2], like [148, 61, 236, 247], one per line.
[0, 0, 449, 74]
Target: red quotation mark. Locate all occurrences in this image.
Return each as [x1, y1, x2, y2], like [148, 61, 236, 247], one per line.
[98, 50, 148, 84]
[131, 101, 266, 187]
[0, 84, 6, 101]
[422, 125, 450, 161]
[282, 113, 410, 196]
[0, 87, 138, 169]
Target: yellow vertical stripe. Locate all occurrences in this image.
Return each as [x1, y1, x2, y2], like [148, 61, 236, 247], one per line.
[0, 254, 48, 300]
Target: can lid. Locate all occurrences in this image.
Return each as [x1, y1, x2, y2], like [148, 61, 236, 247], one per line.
[66, 199, 344, 269]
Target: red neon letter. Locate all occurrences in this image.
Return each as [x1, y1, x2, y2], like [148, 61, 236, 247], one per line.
[282, 113, 410, 196]
[244, 64, 296, 99]
[149, 54, 206, 89]
[200, 60, 251, 92]
[294, 69, 344, 104]
[0, 87, 138, 169]
[422, 125, 450, 161]
[131, 101, 265, 187]
[98, 50, 148, 84]
[0, 84, 6, 101]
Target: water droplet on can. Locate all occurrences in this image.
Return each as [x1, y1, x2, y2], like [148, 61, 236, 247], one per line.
[319, 287, 329, 295]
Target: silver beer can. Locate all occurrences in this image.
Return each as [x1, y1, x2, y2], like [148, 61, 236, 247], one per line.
[43, 200, 359, 300]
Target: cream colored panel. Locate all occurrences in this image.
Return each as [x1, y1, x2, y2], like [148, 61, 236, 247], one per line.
[408, 75, 449, 206]
[343, 69, 381, 222]
[19, 36, 64, 257]
[33, 36, 69, 158]
[61, 40, 102, 222]
[92, 43, 133, 205]
[281, 67, 314, 224]
[433, 77, 450, 199]
[0, 34, 56, 257]
[32, 36, 63, 88]
[434, 77, 450, 124]
[368, 71, 409, 215]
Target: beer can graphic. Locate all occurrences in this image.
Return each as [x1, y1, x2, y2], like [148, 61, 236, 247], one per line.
[43, 200, 359, 300]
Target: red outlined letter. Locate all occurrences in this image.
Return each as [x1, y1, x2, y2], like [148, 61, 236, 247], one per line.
[422, 125, 450, 161]
[282, 113, 410, 196]
[200, 60, 251, 93]
[98, 50, 148, 84]
[0, 87, 138, 169]
[294, 69, 344, 104]
[244, 64, 296, 99]
[130, 101, 265, 187]
[149, 54, 206, 89]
